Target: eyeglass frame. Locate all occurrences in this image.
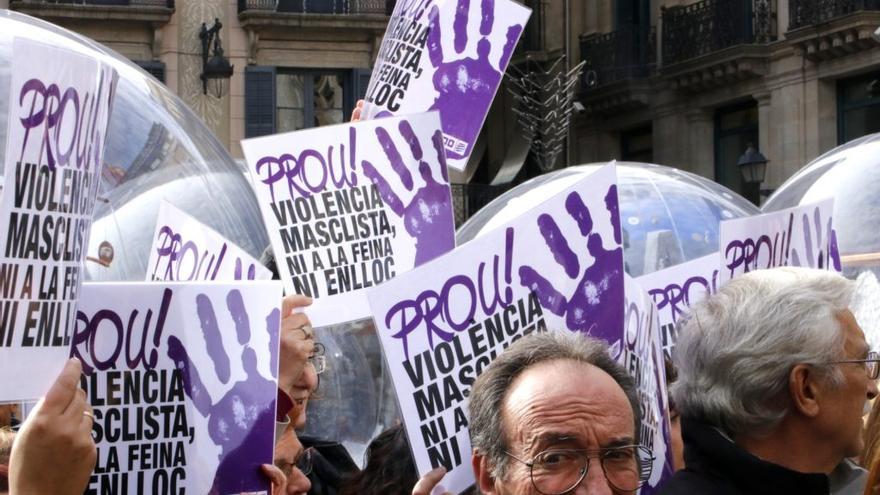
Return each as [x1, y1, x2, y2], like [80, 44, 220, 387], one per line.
[826, 350, 880, 379]
[278, 446, 314, 478]
[504, 444, 655, 494]
[310, 343, 326, 375]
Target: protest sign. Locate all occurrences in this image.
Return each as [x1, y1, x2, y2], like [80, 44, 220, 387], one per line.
[72, 281, 282, 495]
[146, 201, 272, 282]
[368, 164, 623, 493]
[621, 275, 674, 494]
[0, 38, 117, 400]
[242, 111, 455, 326]
[360, 0, 531, 171]
[636, 254, 718, 360]
[719, 198, 841, 285]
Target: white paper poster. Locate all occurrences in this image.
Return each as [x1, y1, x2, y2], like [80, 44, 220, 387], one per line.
[242, 111, 455, 326]
[636, 254, 719, 360]
[73, 281, 282, 494]
[718, 198, 841, 285]
[0, 38, 117, 400]
[361, 0, 531, 171]
[146, 201, 272, 282]
[368, 164, 624, 493]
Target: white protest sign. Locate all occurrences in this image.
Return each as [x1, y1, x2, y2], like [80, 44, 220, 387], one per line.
[636, 253, 718, 360]
[361, 0, 531, 171]
[0, 38, 117, 400]
[242, 111, 455, 326]
[368, 164, 624, 493]
[146, 201, 272, 282]
[719, 198, 841, 285]
[622, 275, 674, 494]
[73, 281, 282, 494]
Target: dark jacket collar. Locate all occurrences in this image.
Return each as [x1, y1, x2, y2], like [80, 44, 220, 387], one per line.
[681, 416, 830, 495]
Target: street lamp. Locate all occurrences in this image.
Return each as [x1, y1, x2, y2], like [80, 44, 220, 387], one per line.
[737, 144, 769, 185]
[200, 18, 234, 98]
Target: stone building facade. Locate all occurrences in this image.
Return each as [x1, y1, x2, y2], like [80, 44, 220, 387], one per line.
[6, 0, 878, 208]
[573, 0, 880, 203]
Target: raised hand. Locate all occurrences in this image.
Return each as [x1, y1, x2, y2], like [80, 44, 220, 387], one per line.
[8, 358, 96, 495]
[361, 119, 453, 266]
[790, 206, 841, 271]
[519, 186, 624, 334]
[427, 0, 522, 159]
[165, 289, 280, 495]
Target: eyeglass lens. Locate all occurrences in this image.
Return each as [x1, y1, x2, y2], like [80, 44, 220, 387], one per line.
[296, 447, 313, 476]
[529, 446, 648, 494]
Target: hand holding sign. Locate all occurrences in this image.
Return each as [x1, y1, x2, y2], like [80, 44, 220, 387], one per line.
[362, 120, 453, 266]
[278, 294, 315, 400]
[427, 0, 522, 158]
[166, 289, 279, 494]
[8, 358, 96, 495]
[519, 186, 623, 334]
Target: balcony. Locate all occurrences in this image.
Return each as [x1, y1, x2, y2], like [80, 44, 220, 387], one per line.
[787, 0, 880, 62]
[238, 0, 391, 32]
[10, 0, 174, 21]
[578, 25, 656, 115]
[239, 0, 391, 15]
[661, 0, 775, 92]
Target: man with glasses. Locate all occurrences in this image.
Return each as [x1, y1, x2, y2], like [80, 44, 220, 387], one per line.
[466, 332, 653, 494]
[661, 267, 879, 495]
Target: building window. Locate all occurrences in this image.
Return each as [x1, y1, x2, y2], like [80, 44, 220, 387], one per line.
[838, 72, 880, 145]
[714, 101, 759, 204]
[276, 70, 349, 132]
[135, 61, 165, 84]
[621, 125, 652, 162]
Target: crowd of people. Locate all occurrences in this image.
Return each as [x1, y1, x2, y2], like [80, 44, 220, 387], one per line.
[1, 265, 880, 494]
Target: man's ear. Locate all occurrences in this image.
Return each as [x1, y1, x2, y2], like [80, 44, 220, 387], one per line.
[472, 453, 498, 495]
[789, 363, 822, 418]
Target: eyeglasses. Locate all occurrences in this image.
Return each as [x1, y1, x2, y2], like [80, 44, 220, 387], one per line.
[827, 350, 880, 379]
[505, 445, 654, 494]
[296, 446, 314, 476]
[310, 343, 326, 375]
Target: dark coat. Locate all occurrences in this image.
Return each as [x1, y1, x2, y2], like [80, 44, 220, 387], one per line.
[658, 417, 830, 495]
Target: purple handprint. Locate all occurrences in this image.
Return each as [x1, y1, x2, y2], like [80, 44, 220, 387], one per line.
[167, 290, 281, 495]
[427, 0, 522, 159]
[790, 206, 842, 271]
[519, 186, 624, 335]
[362, 119, 454, 266]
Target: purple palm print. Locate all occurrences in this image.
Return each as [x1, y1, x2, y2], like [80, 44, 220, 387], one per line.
[426, 0, 522, 159]
[790, 206, 842, 271]
[361, 119, 454, 267]
[519, 185, 624, 334]
[166, 290, 281, 495]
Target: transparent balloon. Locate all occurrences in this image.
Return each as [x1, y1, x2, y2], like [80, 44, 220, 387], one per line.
[763, 132, 880, 349]
[0, 11, 269, 281]
[458, 162, 760, 277]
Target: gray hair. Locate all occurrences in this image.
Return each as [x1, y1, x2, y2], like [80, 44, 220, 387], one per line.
[672, 267, 853, 437]
[468, 332, 640, 479]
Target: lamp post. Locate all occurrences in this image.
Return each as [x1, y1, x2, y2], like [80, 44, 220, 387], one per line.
[737, 143, 769, 204]
[200, 18, 234, 98]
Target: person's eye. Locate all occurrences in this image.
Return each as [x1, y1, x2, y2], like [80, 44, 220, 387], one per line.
[537, 450, 576, 466]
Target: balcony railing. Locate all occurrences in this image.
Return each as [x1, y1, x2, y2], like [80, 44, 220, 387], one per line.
[789, 0, 880, 30]
[238, 0, 392, 14]
[580, 25, 655, 88]
[662, 0, 775, 66]
[11, 0, 174, 6]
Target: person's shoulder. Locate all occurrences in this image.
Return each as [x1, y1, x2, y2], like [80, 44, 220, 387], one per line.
[657, 469, 742, 495]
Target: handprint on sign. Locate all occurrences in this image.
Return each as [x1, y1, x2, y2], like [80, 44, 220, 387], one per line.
[790, 206, 842, 271]
[426, 0, 522, 159]
[361, 120, 454, 266]
[519, 186, 624, 334]
[167, 290, 281, 495]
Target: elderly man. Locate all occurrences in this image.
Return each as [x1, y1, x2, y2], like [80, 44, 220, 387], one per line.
[660, 267, 878, 494]
[463, 332, 652, 495]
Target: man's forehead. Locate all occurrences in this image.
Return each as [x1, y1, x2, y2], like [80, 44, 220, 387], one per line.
[839, 309, 870, 354]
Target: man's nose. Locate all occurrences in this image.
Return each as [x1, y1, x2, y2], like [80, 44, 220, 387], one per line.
[573, 464, 615, 495]
[867, 376, 878, 400]
[287, 469, 312, 494]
